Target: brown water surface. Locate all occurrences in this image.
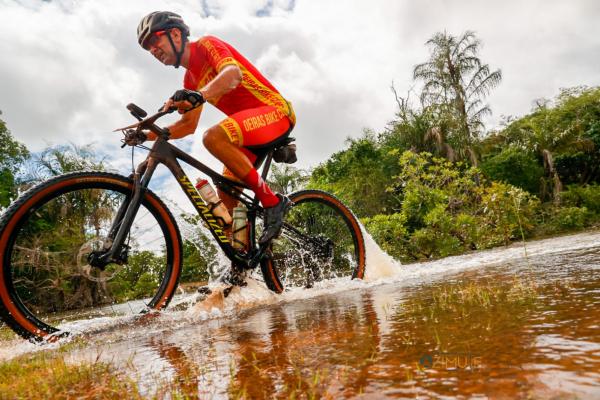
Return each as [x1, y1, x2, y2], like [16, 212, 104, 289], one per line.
[8, 236, 600, 399]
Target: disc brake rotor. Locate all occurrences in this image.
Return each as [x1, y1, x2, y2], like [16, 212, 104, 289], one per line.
[77, 237, 124, 283]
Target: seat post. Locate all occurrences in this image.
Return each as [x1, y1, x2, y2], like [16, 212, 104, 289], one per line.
[260, 151, 274, 181]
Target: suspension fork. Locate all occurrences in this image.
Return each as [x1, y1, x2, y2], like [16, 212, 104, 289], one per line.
[96, 158, 158, 266]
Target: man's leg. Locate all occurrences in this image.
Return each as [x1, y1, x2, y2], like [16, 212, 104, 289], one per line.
[203, 126, 280, 208]
[205, 106, 294, 244]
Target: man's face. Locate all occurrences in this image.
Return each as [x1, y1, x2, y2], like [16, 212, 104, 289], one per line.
[147, 30, 179, 66]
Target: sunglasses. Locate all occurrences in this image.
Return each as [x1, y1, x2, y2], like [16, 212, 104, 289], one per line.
[146, 30, 167, 50]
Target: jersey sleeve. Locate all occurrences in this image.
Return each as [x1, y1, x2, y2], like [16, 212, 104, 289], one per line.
[183, 70, 196, 90]
[200, 36, 239, 72]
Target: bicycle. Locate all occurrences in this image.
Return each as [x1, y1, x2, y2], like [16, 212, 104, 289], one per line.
[0, 103, 366, 342]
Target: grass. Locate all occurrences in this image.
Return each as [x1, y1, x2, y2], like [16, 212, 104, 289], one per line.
[430, 278, 538, 313]
[399, 276, 540, 328]
[0, 325, 16, 342]
[0, 351, 143, 400]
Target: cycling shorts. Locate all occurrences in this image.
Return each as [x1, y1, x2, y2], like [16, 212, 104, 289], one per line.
[219, 105, 294, 179]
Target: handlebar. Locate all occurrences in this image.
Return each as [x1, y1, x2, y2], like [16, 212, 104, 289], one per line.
[116, 103, 177, 147]
[116, 100, 204, 147]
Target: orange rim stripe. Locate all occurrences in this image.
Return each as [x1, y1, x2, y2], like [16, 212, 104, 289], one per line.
[291, 192, 366, 279]
[0, 176, 181, 337]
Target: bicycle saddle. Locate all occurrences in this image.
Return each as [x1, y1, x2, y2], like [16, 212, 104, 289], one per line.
[248, 135, 296, 168]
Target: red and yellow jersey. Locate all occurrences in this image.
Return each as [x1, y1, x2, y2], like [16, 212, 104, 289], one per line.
[183, 36, 295, 124]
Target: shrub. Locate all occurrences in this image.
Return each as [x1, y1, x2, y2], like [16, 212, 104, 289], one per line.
[478, 182, 540, 247]
[548, 206, 591, 231]
[361, 213, 409, 261]
[411, 227, 463, 258]
[561, 184, 600, 214]
[481, 147, 544, 195]
[392, 152, 540, 256]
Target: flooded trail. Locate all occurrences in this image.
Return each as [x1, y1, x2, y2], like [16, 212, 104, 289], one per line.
[2, 231, 600, 398]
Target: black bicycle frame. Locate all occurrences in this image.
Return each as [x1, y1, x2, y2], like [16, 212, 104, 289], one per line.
[103, 135, 275, 270]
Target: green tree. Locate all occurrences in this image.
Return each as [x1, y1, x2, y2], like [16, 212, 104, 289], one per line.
[109, 250, 166, 301]
[267, 164, 309, 195]
[381, 151, 539, 260]
[178, 214, 219, 283]
[9, 143, 116, 312]
[480, 146, 544, 194]
[34, 143, 106, 178]
[482, 86, 600, 202]
[413, 31, 502, 162]
[310, 131, 397, 217]
[0, 112, 30, 207]
[384, 85, 438, 156]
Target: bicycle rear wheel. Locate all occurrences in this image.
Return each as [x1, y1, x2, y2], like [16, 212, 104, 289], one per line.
[260, 190, 366, 292]
[0, 172, 182, 342]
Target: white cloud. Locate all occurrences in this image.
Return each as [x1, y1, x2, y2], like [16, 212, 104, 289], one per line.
[1, 0, 599, 184]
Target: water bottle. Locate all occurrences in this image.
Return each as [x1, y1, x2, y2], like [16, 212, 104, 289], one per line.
[195, 178, 232, 226]
[232, 203, 249, 250]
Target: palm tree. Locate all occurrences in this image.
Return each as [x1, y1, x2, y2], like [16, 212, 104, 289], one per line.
[413, 31, 502, 163]
[268, 164, 308, 195]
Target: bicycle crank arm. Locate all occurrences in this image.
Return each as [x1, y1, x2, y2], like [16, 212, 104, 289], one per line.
[248, 243, 271, 269]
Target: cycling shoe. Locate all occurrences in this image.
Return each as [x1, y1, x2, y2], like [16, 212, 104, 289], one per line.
[259, 194, 292, 244]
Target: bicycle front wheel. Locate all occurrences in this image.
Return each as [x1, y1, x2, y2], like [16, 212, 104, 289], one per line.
[0, 172, 182, 342]
[260, 190, 366, 292]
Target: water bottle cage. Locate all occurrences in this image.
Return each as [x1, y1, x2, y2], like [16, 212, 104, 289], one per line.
[207, 200, 230, 227]
[232, 236, 247, 249]
[232, 220, 249, 251]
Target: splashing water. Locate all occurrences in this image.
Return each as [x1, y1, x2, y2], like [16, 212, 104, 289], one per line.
[183, 221, 404, 321]
[360, 223, 402, 282]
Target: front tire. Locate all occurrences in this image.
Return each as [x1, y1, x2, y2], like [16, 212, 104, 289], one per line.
[0, 172, 182, 342]
[260, 190, 366, 292]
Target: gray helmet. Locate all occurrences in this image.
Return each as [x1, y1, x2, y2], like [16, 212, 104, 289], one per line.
[137, 11, 190, 50]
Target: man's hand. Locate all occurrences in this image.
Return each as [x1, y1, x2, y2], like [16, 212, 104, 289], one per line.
[163, 89, 205, 114]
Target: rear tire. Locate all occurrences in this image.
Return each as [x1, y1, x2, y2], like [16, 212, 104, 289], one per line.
[260, 190, 366, 292]
[0, 172, 182, 342]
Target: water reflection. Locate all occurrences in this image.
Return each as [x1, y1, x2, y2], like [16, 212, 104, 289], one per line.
[63, 246, 600, 399]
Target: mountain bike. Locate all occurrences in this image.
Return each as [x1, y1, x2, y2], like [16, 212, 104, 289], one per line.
[0, 103, 366, 342]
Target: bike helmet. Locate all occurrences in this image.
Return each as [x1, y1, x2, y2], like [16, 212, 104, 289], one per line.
[137, 11, 190, 68]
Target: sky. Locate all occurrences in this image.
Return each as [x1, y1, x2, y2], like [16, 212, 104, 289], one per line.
[1, 0, 599, 192]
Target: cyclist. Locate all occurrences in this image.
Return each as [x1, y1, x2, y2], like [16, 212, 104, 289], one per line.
[136, 11, 294, 248]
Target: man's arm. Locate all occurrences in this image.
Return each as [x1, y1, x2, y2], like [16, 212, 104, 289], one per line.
[198, 64, 242, 101]
[146, 105, 202, 141]
[165, 106, 202, 139]
[153, 64, 242, 141]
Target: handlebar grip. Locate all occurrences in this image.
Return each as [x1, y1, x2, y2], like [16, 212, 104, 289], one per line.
[127, 103, 148, 119]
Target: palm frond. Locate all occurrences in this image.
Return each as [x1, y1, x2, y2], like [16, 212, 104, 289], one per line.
[451, 31, 476, 56]
[470, 104, 492, 121]
[467, 69, 502, 99]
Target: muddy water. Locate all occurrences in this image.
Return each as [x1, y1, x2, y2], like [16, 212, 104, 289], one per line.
[4, 232, 600, 399]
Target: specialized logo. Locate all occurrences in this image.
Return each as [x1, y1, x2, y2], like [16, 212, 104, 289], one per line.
[177, 176, 229, 243]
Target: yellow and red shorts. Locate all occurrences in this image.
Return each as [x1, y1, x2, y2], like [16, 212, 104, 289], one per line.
[219, 105, 295, 179]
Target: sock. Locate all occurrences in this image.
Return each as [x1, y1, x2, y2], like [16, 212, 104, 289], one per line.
[243, 169, 280, 208]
